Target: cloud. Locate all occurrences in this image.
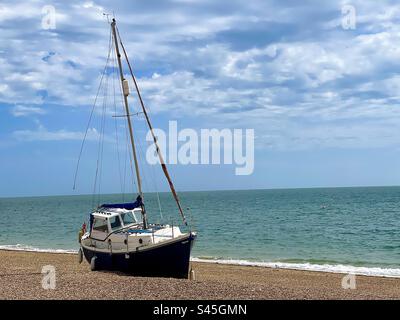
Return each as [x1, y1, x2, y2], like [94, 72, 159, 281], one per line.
[13, 124, 101, 142]
[10, 105, 46, 117]
[1, 0, 400, 151]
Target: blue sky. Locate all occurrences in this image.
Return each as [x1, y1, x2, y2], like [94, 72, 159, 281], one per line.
[1, 0, 400, 197]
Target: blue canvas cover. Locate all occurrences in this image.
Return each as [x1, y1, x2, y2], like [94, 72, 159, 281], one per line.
[90, 196, 143, 229]
[100, 195, 143, 210]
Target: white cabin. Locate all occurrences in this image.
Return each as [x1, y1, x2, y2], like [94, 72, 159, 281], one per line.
[81, 208, 183, 253]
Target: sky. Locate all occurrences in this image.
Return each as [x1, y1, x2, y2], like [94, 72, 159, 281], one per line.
[1, 0, 400, 197]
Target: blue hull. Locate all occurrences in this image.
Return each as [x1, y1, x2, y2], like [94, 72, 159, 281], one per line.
[82, 233, 196, 279]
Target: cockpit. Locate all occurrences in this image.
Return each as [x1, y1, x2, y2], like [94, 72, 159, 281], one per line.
[90, 208, 143, 240]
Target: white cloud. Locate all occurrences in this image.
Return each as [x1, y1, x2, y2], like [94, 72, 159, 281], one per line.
[1, 0, 400, 151]
[13, 125, 101, 142]
[10, 105, 46, 117]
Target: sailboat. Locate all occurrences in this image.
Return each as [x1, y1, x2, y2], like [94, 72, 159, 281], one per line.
[78, 18, 197, 279]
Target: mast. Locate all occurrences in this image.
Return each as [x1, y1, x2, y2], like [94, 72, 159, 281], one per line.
[116, 27, 188, 227]
[111, 18, 148, 229]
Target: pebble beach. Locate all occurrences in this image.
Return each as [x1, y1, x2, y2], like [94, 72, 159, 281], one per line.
[0, 250, 399, 300]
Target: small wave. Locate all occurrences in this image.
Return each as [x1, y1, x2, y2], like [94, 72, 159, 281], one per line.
[195, 255, 223, 260]
[2, 245, 399, 278]
[191, 257, 400, 278]
[0, 244, 77, 254]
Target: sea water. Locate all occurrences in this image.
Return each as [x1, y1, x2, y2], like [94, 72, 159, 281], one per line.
[1, 187, 399, 277]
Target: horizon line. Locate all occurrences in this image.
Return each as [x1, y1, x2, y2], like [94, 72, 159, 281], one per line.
[1, 184, 399, 199]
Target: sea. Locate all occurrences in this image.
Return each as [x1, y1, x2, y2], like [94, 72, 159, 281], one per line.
[1, 186, 399, 277]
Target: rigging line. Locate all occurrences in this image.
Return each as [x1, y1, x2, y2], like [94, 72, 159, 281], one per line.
[132, 117, 163, 220]
[130, 112, 147, 186]
[111, 42, 128, 200]
[111, 39, 125, 199]
[113, 51, 138, 198]
[133, 110, 163, 220]
[96, 36, 112, 199]
[92, 70, 107, 206]
[96, 61, 109, 205]
[116, 25, 188, 226]
[119, 77, 129, 200]
[92, 108, 102, 205]
[95, 76, 107, 204]
[119, 82, 136, 198]
[143, 137, 164, 221]
[126, 117, 136, 196]
[156, 181, 163, 221]
[73, 27, 113, 191]
[115, 63, 137, 198]
[122, 111, 128, 201]
[148, 139, 164, 220]
[92, 29, 113, 206]
[122, 121, 136, 198]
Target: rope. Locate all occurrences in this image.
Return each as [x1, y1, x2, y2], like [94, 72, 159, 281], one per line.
[91, 28, 113, 207]
[111, 40, 125, 200]
[73, 27, 113, 191]
[95, 59, 109, 205]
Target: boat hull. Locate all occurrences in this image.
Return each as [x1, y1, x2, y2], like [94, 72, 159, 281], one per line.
[81, 233, 196, 279]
